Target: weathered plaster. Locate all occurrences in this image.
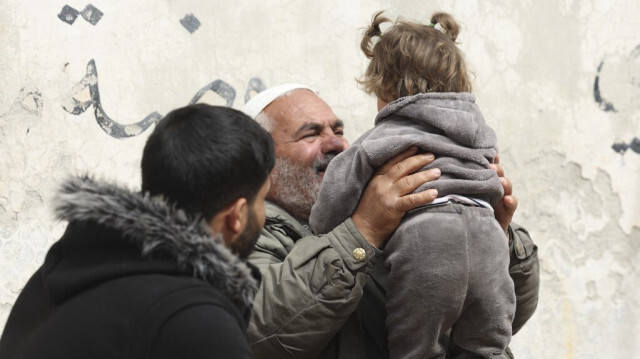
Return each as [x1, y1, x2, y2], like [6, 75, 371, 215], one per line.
[1, 1, 638, 357]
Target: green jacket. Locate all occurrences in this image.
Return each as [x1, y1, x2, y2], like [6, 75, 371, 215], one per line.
[248, 202, 539, 359]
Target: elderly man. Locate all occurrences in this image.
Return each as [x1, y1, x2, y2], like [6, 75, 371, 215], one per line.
[243, 84, 539, 359]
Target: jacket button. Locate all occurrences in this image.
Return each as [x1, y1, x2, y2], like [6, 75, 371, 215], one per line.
[353, 247, 366, 261]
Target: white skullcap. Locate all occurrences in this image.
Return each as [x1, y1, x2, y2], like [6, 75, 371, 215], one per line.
[242, 83, 313, 119]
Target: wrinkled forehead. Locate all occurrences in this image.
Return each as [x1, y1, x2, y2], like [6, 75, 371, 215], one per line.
[267, 89, 338, 130]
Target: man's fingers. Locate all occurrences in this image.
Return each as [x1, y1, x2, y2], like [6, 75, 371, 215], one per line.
[396, 189, 438, 212]
[500, 176, 513, 197]
[489, 163, 505, 178]
[504, 195, 518, 213]
[494, 195, 518, 231]
[386, 152, 435, 179]
[378, 146, 418, 174]
[397, 168, 441, 195]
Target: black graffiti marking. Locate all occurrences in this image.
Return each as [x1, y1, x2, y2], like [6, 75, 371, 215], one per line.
[612, 142, 629, 155]
[611, 137, 640, 155]
[245, 77, 266, 103]
[180, 14, 201, 33]
[81, 4, 103, 25]
[63, 60, 265, 138]
[58, 5, 79, 25]
[58, 4, 103, 26]
[594, 61, 617, 113]
[630, 137, 640, 154]
[190, 80, 236, 107]
[62, 60, 162, 138]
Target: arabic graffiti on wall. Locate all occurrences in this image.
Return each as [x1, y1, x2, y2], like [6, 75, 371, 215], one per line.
[61, 60, 266, 139]
[593, 44, 640, 155]
[58, 4, 103, 25]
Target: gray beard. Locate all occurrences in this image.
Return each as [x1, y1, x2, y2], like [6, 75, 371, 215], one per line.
[269, 153, 336, 221]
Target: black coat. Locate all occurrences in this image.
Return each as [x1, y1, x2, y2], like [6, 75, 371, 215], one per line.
[0, 176, 260, 359]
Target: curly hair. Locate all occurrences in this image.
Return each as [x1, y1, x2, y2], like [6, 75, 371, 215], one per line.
[357, 11, 472, 103]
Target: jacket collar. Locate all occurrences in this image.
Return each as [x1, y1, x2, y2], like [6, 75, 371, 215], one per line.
[52, 175, 258, 311]
[264, 201, 313, 241]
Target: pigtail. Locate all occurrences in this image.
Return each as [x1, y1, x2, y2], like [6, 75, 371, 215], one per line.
[430, 12, 460, 42]
[358, 9, 471, 99]
[360, 11, 390, 59]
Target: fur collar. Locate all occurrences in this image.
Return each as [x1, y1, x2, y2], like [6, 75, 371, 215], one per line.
[52, 175, 258, 310]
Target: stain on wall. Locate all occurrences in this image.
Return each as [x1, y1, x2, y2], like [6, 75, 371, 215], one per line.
[511, 150, 640, 358]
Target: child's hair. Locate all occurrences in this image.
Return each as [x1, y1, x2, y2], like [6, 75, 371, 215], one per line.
[358, 11, 472, 103]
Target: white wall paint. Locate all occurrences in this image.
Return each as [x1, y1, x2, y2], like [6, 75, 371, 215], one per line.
[1, 1, 639, 357]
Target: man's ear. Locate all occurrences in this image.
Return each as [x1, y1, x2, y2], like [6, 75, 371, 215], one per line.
[225, 197, 248, 235]
[208, 197, 248, 246]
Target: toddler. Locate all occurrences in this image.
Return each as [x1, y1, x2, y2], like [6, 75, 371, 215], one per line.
[310, 11, 515, 359]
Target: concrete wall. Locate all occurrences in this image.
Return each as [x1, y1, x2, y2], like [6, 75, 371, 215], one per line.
[1, 1, 638, 357]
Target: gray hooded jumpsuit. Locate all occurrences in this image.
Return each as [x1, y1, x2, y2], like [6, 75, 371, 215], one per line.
[310, 92, 515, 359]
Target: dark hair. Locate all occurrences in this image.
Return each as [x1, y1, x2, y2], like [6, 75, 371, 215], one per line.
[141, 104, 275, 221]
[358, 11, 471, 102]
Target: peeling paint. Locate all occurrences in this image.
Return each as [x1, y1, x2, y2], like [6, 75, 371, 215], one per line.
[18, 87, 42, 115]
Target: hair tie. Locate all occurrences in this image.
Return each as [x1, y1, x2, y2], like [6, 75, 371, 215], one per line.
[430, 22, 445, 33]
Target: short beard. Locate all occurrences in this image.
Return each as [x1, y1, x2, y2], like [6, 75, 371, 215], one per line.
[231, 206, 261, 259]
[270, 153, 336, 220]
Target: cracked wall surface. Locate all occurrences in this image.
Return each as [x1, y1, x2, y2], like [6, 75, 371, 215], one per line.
[1, 1, 639, 357]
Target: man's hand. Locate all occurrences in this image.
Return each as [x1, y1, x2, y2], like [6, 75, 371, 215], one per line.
[352, 147, 440, 248]
[490, 155, 518, 232]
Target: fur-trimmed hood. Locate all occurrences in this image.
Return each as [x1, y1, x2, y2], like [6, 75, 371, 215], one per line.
[50, 175, 259, 311]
